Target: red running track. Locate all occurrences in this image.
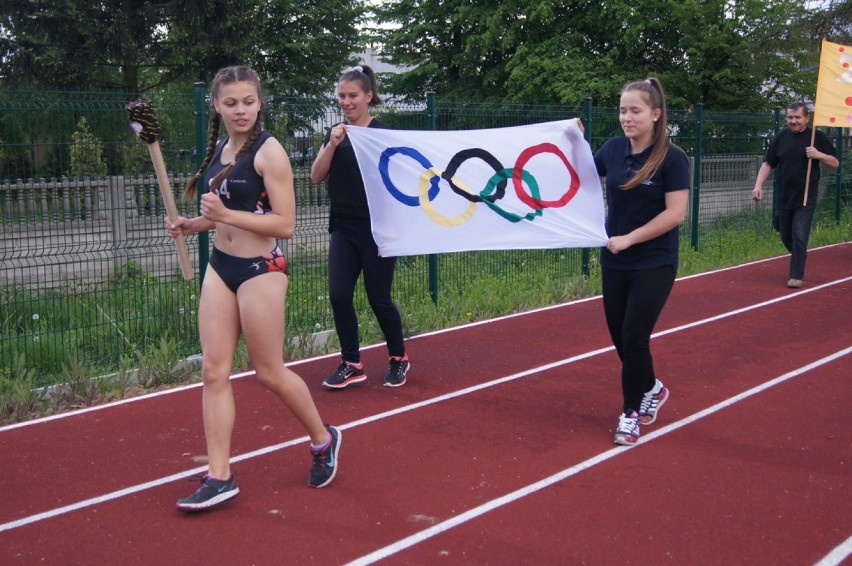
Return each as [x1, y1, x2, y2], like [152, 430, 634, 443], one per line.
[1, 243, 850, 565]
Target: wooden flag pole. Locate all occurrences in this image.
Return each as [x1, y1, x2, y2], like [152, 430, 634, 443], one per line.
[803, 125, 817, 207]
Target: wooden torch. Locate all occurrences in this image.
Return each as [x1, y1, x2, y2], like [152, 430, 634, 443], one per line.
[126, 98, 194, 280]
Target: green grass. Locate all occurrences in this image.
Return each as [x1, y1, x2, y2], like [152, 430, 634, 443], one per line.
[679, 206, 852, 276]
[0, 265, 200, 387]
[1, 204, 849, 394]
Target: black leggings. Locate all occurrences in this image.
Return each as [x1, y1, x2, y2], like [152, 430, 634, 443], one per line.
[328, 221, 405, 363]
[602, 265, 675, 414]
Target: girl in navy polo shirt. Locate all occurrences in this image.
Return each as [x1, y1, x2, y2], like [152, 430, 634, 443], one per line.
[593, 77, 690, 446]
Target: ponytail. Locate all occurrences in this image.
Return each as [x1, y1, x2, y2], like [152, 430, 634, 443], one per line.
[339, 64, 383, 107]
[621, 77, 671, 190]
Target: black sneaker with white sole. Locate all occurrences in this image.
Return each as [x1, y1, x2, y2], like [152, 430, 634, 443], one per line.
[383, 355, 410, 387]
[176, 474, 239, 512]
[309, 425, 341, 488]
[322, 361, 367, 389]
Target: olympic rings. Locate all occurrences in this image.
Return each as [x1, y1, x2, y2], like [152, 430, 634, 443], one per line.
[481, 168, 543, 223]
[513, 143, 580, 209]
[377, 142, 580, 225]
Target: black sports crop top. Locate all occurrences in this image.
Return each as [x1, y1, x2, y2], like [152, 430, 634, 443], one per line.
[205, 131, 273, 214]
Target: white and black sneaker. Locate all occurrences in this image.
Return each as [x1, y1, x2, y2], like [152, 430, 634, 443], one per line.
[614, 411, 641, 446]
[639, 380, 669, 425]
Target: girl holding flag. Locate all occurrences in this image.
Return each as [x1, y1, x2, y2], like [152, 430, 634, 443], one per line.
[311, 64, 411, 389]
[593, 77, 690, 446]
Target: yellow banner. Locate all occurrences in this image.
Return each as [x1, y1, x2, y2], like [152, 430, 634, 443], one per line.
[813, 39, 852, 127]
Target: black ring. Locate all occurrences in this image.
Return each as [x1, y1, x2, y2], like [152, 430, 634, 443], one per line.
[441, 148, 507, 203]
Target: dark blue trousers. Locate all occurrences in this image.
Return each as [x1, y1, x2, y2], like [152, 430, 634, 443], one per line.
[777, 205, 815, 280]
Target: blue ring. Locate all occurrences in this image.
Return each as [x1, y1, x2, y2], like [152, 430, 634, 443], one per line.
[380, 147, 440, 207]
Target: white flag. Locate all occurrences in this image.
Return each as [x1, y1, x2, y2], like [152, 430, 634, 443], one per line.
[346, 119, 607, 256]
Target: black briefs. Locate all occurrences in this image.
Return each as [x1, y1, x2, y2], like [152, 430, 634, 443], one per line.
[209, 246, 288, 293]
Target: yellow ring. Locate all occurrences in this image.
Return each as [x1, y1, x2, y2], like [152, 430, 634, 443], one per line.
[418, 167, 477, 227]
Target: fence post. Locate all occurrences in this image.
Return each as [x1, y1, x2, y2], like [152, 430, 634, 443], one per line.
[426, 90, 439, 305]
[194, 81, 208, 287]
[109, 176, 129, 269]
[581, 96, 592, 277]
[690, 103, 703, 250]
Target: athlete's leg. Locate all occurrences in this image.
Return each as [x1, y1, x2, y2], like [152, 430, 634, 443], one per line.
[618, 265, 675, 413]
[788, 204, 815, 280]
[238, 272, 328, 445]
[358, 240, 404, 357]
[197, 265, 241, 480]
[601, 266, 629, 361]
[777, 208, 794, 253]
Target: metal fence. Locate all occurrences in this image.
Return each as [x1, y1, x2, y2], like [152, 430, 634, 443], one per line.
[1, 88, 850, 383]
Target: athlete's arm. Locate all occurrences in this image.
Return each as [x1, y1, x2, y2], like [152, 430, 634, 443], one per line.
[752, 161, 773, 201]
[806, 146, 839, 169]
[310, 124, 347, 183]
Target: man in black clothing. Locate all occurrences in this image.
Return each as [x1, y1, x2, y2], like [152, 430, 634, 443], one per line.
[752, 102, 838, 289]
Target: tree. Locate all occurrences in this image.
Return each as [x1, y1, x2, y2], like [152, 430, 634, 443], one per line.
[252, 0, 366, 96]
[807, 0, 852, 45]
[369, 0, 512, 101]
[374, 0, 819, 110]
[68, 116, 108, 178]
[662, 0, 813, 110]
[0, 0, 162, 92]
[0, 0, 365, 97]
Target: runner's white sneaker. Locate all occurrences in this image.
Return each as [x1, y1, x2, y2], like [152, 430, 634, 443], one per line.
[639, 380, 669, 425]
[614, 411, 641, 446]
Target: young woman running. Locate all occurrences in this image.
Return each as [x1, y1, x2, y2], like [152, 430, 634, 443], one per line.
[167, 65, 341, 511]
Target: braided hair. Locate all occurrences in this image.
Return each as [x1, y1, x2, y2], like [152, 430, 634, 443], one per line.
[183, 65, 265, 201]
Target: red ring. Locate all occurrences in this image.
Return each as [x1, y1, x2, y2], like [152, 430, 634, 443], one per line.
[512, 143, 580, 209]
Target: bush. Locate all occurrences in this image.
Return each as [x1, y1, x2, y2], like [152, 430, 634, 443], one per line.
[67, 116, 108, 178]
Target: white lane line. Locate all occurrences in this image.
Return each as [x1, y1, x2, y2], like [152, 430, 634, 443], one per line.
[345, 346, 852, 566]
[814, 535, 852, 566]
[0, 346, 614, 534]
[0, 276, 849, 533]
[655, 275, 852, 337]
